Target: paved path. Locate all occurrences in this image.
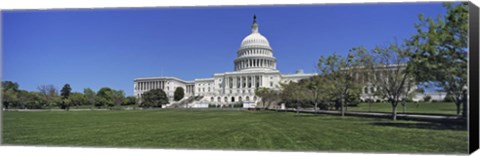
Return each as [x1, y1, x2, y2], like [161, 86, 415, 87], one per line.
[272, 109, 464, 122]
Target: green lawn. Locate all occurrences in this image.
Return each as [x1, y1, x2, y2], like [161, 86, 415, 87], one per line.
[347, 102, 458, 115]
[2, 110, 467, 154]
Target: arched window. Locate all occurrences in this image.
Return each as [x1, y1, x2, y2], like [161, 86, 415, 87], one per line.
[210, 97, 214, 102]
[253, 96, 257, 101]
[246, 96, 250, 101]
[231, 97, 235, 102]
[239, 97, 243, 102]
[224, 97, 228, 102]
[217, 97, 221, 102]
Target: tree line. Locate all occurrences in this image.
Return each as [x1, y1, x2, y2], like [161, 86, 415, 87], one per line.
[255, 2, 468, 120]
[2, 81, 136, 110]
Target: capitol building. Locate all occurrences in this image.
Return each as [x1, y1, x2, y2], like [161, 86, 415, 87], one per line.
[133, 15, 316, 108]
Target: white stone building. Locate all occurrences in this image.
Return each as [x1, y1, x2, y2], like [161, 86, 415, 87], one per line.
[133, 15, 316, 107]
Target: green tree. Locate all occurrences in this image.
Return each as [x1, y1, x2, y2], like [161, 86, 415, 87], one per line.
[83, 88, 97, 107]
[318, 50, 362, 116]
[302, 76, 331, 113]
[123, 96, 137, 105]
[111, 90, 126, 106]
[37, 84, 58, 109]
[255, 87, 280, 109]
[140, 89, 168, 108]
[408, 2, 468, 116]
[280, 82, 307, 114]
[69, 92, 87, 108]
[2, 81, 19, 109]
[60, 84, 72, 110]
[174, 87, 185, 101]
[96, 87, 113, 108]
[361, 43, 416, 120]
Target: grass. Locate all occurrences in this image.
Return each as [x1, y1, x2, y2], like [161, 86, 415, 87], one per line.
[347, 102, 458, 115]
[2, 109, 467, 154]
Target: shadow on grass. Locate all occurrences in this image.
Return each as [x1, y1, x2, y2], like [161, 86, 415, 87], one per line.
[370, 121, 467, 131]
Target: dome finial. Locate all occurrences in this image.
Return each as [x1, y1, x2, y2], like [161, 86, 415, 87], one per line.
[251, 14, 258, 33]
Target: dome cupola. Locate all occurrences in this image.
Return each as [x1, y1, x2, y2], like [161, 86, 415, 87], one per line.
[234, 15, 277, 71]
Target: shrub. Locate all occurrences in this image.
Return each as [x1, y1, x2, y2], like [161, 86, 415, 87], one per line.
[443, 95, 455, 102]
[405, 98, 414, 103]
[233, 103, 243, 108]
[208, 104, 219, 108]
[423, 95, 432, 102]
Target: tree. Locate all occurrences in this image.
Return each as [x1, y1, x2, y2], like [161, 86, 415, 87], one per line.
[302, 76, 331, 114]
[280, 82, 307, 114]
[318, 50, 362, 116]
[123, 96, 137, 105]
[140, 89, 168, 108]
[16, 91, 43, 109]
[2, 81, 19, 109]
[69, 92, 87, 108]
[84, 88, 97, 108]
[408, 2, 468, 116]
[61, 84, 72, 99]
[97, 87, 114, 108]
[37, 84, 59, 109]
[60, 84, 72, 110]
[174, 87, 185, 101]
[255, 87, 280, 109]
[361, 43, 415, 120]
[111, 90, 126, 106]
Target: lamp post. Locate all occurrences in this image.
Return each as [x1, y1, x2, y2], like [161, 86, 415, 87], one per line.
[462, 85, 468, 118]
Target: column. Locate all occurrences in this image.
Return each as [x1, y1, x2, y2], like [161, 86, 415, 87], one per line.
[252, 75, 256, 89]
[260, 75, 263, 86]
[233, 76, 237, 89]
[249, 76, 252, 88]
[253, 75, 257, 88]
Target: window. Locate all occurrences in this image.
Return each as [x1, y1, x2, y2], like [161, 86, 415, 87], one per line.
[270, 82, 273, 87]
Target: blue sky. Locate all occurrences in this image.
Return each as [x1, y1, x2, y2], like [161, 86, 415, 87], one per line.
[2, 2, 447, 96]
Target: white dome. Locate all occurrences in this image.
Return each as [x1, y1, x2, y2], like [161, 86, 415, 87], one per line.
[240, 32, 271, 48]
[234, 15, 277, 72]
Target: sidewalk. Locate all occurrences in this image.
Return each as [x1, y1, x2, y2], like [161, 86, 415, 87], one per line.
[271, 109, 464, 122]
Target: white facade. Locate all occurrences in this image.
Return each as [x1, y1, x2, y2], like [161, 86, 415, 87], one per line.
[134, 15, 316, 106]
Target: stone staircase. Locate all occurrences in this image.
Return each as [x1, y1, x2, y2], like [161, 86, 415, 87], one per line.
[166, 96, 204, 108]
